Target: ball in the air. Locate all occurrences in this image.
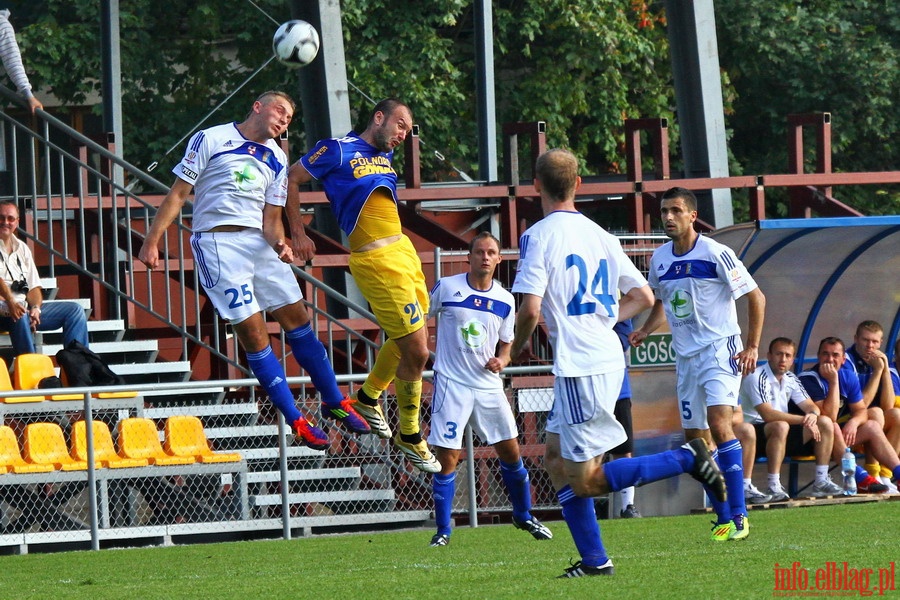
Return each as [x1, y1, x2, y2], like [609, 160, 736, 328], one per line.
[273, 20, 320, 68]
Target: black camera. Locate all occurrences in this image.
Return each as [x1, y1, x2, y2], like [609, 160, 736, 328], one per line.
[10, 280, 28, 294]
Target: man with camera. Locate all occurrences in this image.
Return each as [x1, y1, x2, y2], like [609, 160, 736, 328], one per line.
[0, 201, 89, 355]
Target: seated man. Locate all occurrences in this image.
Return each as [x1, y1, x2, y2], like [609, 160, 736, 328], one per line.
[846, 320, 900, 490]
[0, 201, 89, 355]
[798, 337, 900, 493]
[740, 337, 842, 499]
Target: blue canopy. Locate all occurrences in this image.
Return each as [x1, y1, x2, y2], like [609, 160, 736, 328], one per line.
[711, 216, 900, 368]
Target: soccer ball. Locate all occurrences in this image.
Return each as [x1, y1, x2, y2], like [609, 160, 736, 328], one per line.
[272, 20, 320, 68]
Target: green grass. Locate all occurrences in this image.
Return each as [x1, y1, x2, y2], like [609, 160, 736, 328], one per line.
[2, 501, 898, 599]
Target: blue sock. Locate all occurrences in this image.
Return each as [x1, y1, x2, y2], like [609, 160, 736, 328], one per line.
[855, 465, 869, 484]
[706, 448, 731, 524]
[893, 466, 900, 482]
[717, 439, 747, 519]
[500, 459, 532, 522]
[246, 346, 301, 424]
[285, 323, 343, 406]
[432, 472, 455, 536]
[558, 485, 607, 568]
[603, 447, 693, 491]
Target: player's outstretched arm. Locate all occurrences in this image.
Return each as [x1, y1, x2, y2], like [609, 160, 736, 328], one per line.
[285, 162, 316, 262]
[138, 178, 193, 270]
[618, 284, 653, 323]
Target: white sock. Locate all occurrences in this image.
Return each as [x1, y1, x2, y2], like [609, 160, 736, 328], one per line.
[620, 486, 635, 507]
[768, 473, 781, 489]
[815, 465, 828, 484]
[743, 477, 752, 488]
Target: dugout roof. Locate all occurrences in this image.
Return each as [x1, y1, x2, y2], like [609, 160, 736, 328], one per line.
[710, 215, 900, 368]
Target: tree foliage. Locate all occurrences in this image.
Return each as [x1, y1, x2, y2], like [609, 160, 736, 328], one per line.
[9, 0, 899, 215]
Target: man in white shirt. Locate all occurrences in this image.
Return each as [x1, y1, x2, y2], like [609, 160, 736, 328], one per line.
[740, 337, 842, 499]
[139, 91, 369, 450]
[426, 232, 551, 547]
[510, 150, 725, 578]
[630, 186, 766, 542]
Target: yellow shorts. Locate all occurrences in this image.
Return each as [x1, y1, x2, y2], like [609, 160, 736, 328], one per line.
[349, 235, 429, 339]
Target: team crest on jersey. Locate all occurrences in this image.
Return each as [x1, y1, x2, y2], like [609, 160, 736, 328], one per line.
[233, 162, 262, 192]
[670, 289, 694, 319]
[460, 319, 488, 348]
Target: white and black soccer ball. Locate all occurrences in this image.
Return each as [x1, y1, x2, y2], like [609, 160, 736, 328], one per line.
[272, 20, 320, 68]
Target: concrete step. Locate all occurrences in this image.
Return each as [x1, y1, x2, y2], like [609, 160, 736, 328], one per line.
[41, 339, 159, 364]
[111, 360, 192, 384]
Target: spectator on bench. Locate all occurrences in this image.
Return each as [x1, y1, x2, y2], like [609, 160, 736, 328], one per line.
[846, 320, 900, 491]
[0, 201, 89, 355]
[799, 336, 900, 493]
[739, 337, 843, 500]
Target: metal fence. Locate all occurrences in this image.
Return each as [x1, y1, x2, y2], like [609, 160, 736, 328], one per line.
[0, 369, 561, 553]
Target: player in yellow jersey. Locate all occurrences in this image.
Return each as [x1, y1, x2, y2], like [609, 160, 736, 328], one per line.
[286, 98, 440, 473]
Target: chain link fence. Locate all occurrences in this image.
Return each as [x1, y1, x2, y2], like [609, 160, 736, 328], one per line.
[0, 375, 559, 551]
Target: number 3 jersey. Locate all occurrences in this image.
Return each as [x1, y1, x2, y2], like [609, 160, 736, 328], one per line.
[511, 211, 647, 377]
[429, 273, 514, 391]
[648, 235, 758, 359]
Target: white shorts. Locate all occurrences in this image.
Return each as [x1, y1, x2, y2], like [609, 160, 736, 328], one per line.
[676, 335, 742, 430]
[190, 230, 302, 324]
[546, 371, 626, 463]
[427, 372, 518, 450]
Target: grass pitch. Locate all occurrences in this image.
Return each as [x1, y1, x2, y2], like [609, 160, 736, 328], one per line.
[2, 500, 898, 599]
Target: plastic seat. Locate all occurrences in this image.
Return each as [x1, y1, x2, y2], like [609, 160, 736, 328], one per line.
[23, 422, 92, 471]
[0, 356, 43, 403]
[0, 424, 55, 474]
[12, 353, 82, 401]
[116, 418, 195, 466]
[164, 415, 242, 463]
[71, 420, 149, 469]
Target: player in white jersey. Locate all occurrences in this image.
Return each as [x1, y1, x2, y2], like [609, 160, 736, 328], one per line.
[630, 186, 766, 542]
[426, 232, 552, 547]
[510, 151, 726, 578]
[139, 91, 370, 450]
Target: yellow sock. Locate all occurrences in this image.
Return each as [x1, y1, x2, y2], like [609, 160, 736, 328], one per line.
[395, 377, 422, 436]
[880, 465, 894, 478]
[361, 338, 401, 400]
[864, 463, 880, 477]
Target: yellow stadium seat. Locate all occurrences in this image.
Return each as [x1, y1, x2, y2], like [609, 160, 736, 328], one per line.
[71, 420, 148, 469]
[117, 418, 195, 466]
[164, 415, 242, 463]
[12, 353, 81, 401]
[0, 424, 55, 474]
[23, 422, 93, 471]
[0, 356, 43, 403]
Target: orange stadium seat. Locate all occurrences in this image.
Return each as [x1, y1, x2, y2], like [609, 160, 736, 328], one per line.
[164, 415, 242, 463]
[71, 420, 148, 469]
[117, 418, 196, 466]
[0, 424, 54, 474]
[13, 353, 81, 401]
[0, 356, 42, 403]
[23, 422, 93, 471]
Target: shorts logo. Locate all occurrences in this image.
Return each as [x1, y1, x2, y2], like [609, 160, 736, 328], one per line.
[460, 319, 488, 348]
[670, 289, 694, 319]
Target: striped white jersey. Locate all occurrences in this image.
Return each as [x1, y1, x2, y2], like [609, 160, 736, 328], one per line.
[739, 363, 810, 424]
[648, 235, 757, 358]
[429, 272, 514, 391]
[173, 122, 289, 233]
[512, 210, 647, 377]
